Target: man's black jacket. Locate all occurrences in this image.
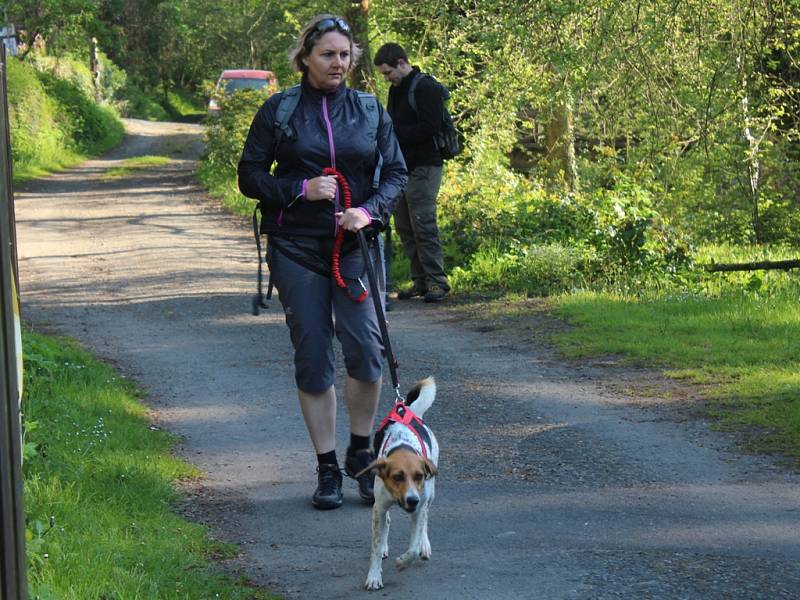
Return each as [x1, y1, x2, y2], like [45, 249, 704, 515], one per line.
[386, 67, 444, 170]
[237, 77, 408, 238]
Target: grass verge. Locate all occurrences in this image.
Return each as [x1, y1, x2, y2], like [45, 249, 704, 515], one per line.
[552, 286, 800, 458]
[103, 155, 173, 179]
[22, 329, 274, 599]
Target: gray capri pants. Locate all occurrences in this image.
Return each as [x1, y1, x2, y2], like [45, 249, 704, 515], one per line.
[268, 236, 386, 394]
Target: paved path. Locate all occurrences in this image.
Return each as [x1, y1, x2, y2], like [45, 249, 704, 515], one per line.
[15, 119, 800, 599]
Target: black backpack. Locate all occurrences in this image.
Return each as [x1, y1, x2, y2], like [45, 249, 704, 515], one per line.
[407, 73, 462, 160]
[274, 85, 383, 188]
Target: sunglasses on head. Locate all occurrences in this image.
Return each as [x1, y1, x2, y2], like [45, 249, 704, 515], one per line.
[314, 17, 351, 34]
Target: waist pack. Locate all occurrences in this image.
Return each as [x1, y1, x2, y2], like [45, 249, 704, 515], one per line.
[407, 73, 462, 160]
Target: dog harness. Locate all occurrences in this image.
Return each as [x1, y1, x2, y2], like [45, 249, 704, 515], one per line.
[374, 403, 431, 459]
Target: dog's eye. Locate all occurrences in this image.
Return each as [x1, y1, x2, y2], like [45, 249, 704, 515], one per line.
[413, 473, 424, 482]
[392, 473, 404, 483]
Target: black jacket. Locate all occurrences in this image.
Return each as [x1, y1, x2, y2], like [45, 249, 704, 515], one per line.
[238, 77, 408, 238]
[386, 67, 444, 170]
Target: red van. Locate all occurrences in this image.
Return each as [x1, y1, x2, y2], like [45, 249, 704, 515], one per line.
[208, 69, 278, 114]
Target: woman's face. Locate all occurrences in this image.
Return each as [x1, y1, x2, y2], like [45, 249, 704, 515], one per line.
[303, 31, 351, 91]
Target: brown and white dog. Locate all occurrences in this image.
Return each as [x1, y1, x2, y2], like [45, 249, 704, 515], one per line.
[357, 377, 439, 591]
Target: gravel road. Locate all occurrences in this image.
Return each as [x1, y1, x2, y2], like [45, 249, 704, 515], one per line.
[15, 119, 800, 599]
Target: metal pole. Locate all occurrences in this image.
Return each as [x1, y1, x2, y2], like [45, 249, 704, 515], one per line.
[0, 42, 28, 600]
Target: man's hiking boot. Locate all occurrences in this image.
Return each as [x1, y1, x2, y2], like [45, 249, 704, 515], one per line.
[345, 447, 376, 504]
[424, 285, 448, 303]
[312, 463, 343, 510]
[397, 285, 426, 300]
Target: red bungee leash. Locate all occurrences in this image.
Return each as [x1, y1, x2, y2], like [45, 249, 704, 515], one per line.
[325, 167, 368, 303]
[324, 167, 401, 399]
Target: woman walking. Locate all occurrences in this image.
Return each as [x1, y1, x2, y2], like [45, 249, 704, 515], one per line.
[238, 14, 407, 509]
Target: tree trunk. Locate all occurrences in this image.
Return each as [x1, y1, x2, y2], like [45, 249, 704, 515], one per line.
[738, 55, 763, 243]
[345, 1, 374, 92]
[742, 96, 763, 244]
[544, 95, 579, 191]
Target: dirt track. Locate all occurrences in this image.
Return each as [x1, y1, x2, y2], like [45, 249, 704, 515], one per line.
[15, 119, 800, 599]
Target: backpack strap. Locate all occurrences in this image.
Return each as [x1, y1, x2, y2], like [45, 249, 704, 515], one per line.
[407, 73, 423, 114]
[407, 72, 449, 113]
[251, 205, 272, 316]
[274, 84, 302, 145]
[273, 86, 382, 190]
[355, 90, 382, 191]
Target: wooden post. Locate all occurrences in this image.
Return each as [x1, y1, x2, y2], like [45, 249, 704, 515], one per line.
[0, 44, 28, 600]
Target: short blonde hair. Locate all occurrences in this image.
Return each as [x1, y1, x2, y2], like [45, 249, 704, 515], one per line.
[288, 14, 362, 74]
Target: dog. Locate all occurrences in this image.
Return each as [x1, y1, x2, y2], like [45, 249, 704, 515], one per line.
[357, 377, 439, 591]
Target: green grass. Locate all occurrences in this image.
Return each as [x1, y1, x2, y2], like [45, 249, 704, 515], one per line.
[553, 282, 800, 457]
[22, 329, 275, 599]
[196, 163, 254, 216]
[104, 155, 173, 179]
[164, 89, 206, 121]
[13, 149, 85, 183]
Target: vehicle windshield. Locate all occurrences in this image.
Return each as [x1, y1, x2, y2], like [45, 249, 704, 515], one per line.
[223, 78, 267, 93]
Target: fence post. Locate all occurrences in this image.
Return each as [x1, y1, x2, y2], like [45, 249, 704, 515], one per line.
[0, 43, 28, 600]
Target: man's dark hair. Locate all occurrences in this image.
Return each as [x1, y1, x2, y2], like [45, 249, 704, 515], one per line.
[373, 43, 408, 68]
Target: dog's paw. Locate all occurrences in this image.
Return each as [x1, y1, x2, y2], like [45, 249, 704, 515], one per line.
[364, 573, 384, 591]
[395, 550, 418, 570]
[420, 539, 432, 560]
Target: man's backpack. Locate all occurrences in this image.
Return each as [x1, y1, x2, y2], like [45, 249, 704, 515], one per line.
[407, 73, 462, 160]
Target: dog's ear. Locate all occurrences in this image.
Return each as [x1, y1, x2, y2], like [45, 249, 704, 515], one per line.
[355, 458, 387, 479]
[423, 458, 438, 478]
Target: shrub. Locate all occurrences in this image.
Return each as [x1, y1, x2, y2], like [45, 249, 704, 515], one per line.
[26, 53, 95, 99]
[450, 242, 586, 296]
[114, 78, 170, 120]
[35, 70, 124, 155]
[198, 88, 270, 215]
[438, 162, 692, 295]
[203, 89, 268, 172]
[6, 57, 64, 171]
[7, 56, 124, 180]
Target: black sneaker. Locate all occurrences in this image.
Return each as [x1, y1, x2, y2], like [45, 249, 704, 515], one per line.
[397, 285, 426, 300]
[312, 463, 343, 510]
[424, 285, 448, 303]
[345, 447, 376, 504]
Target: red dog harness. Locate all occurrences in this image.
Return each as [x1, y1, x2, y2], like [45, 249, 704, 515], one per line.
[376, 403, 429, 458]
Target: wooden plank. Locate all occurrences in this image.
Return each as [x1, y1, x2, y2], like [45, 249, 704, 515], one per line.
[0, 44, 27, 600]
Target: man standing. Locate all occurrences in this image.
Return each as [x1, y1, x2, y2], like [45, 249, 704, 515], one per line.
[374, 43, 449, 302]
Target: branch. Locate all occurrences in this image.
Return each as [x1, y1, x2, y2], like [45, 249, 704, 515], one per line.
[705, 259, 800, 272]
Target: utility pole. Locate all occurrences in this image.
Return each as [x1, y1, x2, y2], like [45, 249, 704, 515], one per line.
[0, 43, 28, 600]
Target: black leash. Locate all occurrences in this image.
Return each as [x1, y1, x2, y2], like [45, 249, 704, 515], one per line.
[357, 229, 401, 401]
[252, 205, 272, 316]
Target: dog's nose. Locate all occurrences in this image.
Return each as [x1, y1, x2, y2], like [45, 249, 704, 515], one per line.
[406, 496, 419, 509]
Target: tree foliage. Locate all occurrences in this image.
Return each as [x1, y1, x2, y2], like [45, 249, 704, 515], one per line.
[9, 0, 799, 291]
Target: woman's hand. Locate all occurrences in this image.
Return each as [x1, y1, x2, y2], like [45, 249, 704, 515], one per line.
[336, 208, 371, 231]
[305, 175, 338, 201]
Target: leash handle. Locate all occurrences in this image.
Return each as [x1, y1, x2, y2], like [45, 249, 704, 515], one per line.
[325, 167, 368, 302]
[357, 229, 400, 393]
